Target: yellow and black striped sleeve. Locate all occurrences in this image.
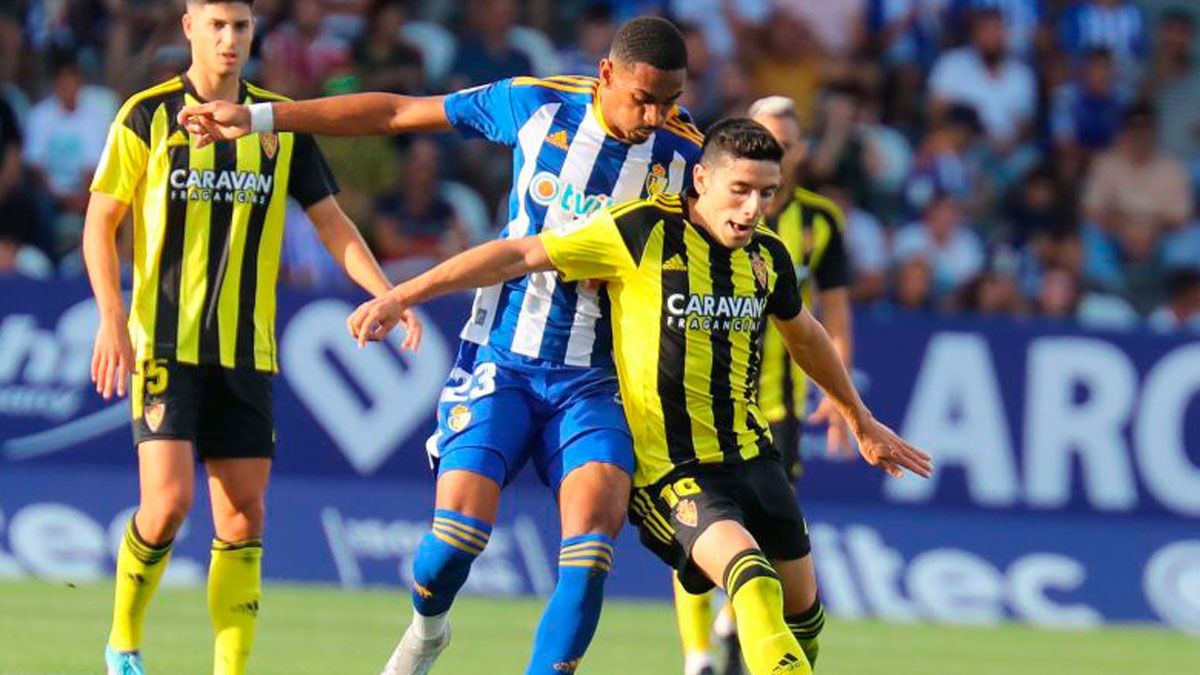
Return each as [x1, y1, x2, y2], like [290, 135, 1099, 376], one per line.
[91, 99, 151, 203]
[761, 232, 803, 320]
[540, 202, 656, 281]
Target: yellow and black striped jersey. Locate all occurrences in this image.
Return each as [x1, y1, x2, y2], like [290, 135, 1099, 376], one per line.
[541, 193, 804, 487]
[90, 75, 337, 373]
[759, 187, 849, 423]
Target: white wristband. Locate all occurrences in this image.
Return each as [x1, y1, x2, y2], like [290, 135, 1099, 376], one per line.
[249, 102, 274, 134]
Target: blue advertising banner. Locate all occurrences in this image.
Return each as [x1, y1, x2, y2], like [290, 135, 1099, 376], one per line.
[1, 279, 1198, 633]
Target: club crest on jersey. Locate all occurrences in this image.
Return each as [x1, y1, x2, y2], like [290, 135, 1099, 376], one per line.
[750, 251, 769, 290]
[447, 404, 471, 432]
[259, 132, 279, 160]
[545, 129, 570, 151]
[674, 499, 698, 527]
[644, 163, 668, 196]
[144, 402, 165, 433]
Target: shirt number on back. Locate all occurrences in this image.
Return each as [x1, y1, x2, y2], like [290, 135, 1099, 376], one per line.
[441, 362, 497, 402]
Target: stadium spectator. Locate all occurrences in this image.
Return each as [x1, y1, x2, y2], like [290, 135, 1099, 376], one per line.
[1143, 7, 1200, 188]
[1003, 164, 1072, 248]
[885, 253, 937, 314]
[261, 0, 350, 97]
[746, 9, 828, 125]
[809, 82, 878, 216]
[670, 0, 770, 62]
[929, 9, 1036, 173]
[352, 0, 425, 94]
[953, 253, 1029, 316]
[371, 138, 469, 282]
[892, 193, 985, 298]
[822, 180, 888, 304]
[676, 22, 723, 127]
[1051, 48, 1128, 157]
[446, 0, 532, 89]
[1148, 269, 1200, 331]
[905, 104, 985, 220]
[1058, 0, 1147, 86]
[559, 3, 617, 76]
[1082, 104, 1193, 232]
[945, 0, 1048, 61]
[23, 51, 117, 255]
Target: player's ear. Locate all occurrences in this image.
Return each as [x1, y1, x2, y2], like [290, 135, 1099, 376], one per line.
[181, 10, 193, 40]
[693, 162, 708, 195]
[598, 58, 614, 87]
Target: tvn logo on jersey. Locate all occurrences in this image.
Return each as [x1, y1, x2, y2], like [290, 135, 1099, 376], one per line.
[529, 171, 610, 218]
[665, 293, 768, 332]
[169, 169, 274, 205]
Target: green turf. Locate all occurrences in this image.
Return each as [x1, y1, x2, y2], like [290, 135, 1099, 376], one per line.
[1, 580, 1196, 674]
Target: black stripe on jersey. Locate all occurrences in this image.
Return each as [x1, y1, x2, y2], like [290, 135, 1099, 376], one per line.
[742, 240, 776, 455]
[199, 138, 238, 360]
[611, 200, 660, 266]
[123, 85, 180, 145]
[658, 219, 695, 467]
[708, 244, 740, 463]
[154, 97, 189, 354]
[234, 130, 278, 368]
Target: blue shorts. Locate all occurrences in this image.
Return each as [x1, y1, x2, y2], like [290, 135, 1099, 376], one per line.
[429, 342, 633, 492]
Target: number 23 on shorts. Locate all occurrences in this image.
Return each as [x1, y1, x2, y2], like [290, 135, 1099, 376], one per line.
[441, 362, 497, 402]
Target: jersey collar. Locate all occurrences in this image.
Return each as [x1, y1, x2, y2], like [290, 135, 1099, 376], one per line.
[180, 72, 249, 105]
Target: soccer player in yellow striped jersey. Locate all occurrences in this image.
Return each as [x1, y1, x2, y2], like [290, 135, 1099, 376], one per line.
[83, 2, 419, 674]
[347, 118, 933, 675]
[672, 96, 857, 675]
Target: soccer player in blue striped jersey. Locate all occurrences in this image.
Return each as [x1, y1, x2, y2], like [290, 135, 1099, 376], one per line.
[180, 16, 703, 675]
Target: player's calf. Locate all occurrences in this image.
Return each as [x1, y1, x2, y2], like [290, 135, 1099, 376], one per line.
[720, 550, 811, 675]
[785, 599, 824, 667]
[411, 509, 493, 618]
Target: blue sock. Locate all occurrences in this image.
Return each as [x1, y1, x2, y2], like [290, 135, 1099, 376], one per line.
[526, 534, 615, 674]
[410, 509, 492, 616]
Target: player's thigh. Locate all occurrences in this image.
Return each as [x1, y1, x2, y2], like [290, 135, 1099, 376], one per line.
[435, 469, 502, 525]
[136, 439, 196, 515]
[771, 554, 817, 615]
[205, 457, 272, 541]
[691, 519, 762, 591]
[434, 344, 538, 491]
[537, 373, 634, 493]
[556, 459, 631, 539]
[744, 457, 811, 563]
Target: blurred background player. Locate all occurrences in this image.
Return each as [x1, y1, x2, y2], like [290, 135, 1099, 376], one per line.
[178, 15, 703, 675]
[343, 116, 933, 675]
[83, 2, 416, 673]
[670, 95, 855, 675]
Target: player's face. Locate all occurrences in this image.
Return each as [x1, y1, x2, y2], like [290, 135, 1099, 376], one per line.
[693, 157, 781, 249]
[598, 59, 685, 144]
[183, 2, 254, 77]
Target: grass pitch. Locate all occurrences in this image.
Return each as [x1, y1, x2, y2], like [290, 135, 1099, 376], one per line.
[1, 580, 1196, 674]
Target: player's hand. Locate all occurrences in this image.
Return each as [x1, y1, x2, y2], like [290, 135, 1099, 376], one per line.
[346, 295, 415, 348]
[177, 101, 251, 147]
[808, 396, 855, 459]
[851, 415, 933, 479]
[91, 312, 136, 400]
[397, 308, 423, 352]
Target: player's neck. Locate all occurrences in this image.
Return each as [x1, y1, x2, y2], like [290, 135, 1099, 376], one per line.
[185, 65, 242, 103]
[686, 193, 721, 244]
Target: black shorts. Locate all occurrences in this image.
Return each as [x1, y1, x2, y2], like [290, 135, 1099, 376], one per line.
[628, 455, 811, 594]
[771, 417, 802, 482]
[132, 358, 275, 460]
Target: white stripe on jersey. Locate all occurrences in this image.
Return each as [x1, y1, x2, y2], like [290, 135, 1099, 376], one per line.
[510, 105, 608, 359]
[667, 151, 688, 195]
[460, 103, 560, 346]
[561, 131, 659, 366]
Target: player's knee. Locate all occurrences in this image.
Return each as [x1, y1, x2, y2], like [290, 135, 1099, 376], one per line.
[139, 489, 193, 542]
[215, 494, 266, 540]
[559, 464, 630, 539]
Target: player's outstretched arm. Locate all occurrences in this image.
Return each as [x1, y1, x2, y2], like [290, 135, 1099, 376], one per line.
[178, 93, 452, 147]
[347, 237, 555, 346]
[772, 309, 933, 479]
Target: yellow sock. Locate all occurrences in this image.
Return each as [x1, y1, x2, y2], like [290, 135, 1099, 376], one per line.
[786, 601, 826, 667]
[724, 550, 811, 675]
[108, 517, 173, 651]
[673, 573, 714, 658]
[208, 538, 262, 675]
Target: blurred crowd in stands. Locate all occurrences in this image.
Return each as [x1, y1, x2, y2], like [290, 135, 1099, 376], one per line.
[1, 0, 1199, 332]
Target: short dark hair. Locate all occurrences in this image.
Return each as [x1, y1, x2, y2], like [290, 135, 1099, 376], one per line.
[1168, 268, 1200, 299]
[700, 117, 783, 167]
[610, 17, 687, 71]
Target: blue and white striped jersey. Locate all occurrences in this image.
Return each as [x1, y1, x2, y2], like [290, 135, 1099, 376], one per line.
[443, 75, 703, 369]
